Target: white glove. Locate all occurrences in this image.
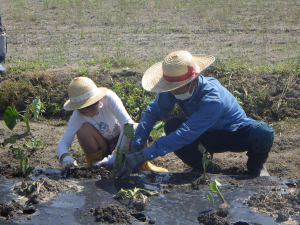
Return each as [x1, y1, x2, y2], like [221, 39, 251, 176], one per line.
[92, 152, 116, 168]
[60, 156, 78, 176]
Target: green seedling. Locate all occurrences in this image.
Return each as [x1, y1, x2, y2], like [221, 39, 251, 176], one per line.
[207, 180, 225, 204]
[114, 187, 159, 211]
[3, 97, 41, 136]
[112, 123, 134, 175]
[114, 187, 159, 200]
[207, 180, 230, 217]
[198, 143, 211, 182]
[150, 121, 165, 143]
[31, 138, 45, 151]
[10, 142, 35, 177]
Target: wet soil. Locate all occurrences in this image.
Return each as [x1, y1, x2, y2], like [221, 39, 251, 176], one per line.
[92, 204, 137, 224]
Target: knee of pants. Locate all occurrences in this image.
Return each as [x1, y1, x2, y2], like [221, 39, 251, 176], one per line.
[249, 123, 274, 154]
[164, 117, 187, 135]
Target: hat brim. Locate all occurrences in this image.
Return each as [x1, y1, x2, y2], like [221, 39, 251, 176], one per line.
[142, 54, 215, 93]
[63, 87, 107, 111]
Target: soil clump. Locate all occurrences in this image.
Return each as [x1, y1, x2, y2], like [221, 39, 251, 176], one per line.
[92, 204, 136, 224]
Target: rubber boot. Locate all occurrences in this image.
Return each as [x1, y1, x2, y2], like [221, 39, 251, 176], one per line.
[246, 152, 269, 177]
[0, 33, 6, 75]
[139, 138, 168, 172]
[84, 149, 103, 168]
[139, 161, 168, 172]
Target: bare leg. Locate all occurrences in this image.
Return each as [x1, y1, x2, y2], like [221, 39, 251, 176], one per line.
[77, 123, 107, 156]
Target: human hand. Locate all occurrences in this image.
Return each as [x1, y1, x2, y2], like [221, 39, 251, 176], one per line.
[129, 145, 144, 154]
[92, 152, 116, 168]
[114, 150, 148, 179]
[60, 156, 78, 176]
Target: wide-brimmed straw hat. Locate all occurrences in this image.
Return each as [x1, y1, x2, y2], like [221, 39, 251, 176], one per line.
[142, 50, 215, 93]
[63, 77, 107, 111]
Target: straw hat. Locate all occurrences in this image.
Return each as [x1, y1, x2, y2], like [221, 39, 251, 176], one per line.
[142, 50, 215, 93]
[63, 77, 107, 111]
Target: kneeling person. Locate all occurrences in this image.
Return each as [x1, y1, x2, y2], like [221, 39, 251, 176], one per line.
[114, 50, 274, 179]
[58, 77, 167, 176]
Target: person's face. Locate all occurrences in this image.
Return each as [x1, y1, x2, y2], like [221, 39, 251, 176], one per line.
[171, 79, 197, 95]
[78, 101, 100, 117]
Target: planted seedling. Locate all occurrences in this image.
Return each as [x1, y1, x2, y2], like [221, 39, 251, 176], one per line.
[112, 123, 134, 176]
[198, 143, 211, 182]
[114, 187, 159, 211]
[10, 142, 35, 177]
[207, 180, 230, 217]
[3, 97, 41, 138]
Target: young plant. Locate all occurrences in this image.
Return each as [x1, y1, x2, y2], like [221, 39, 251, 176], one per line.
[10, 142, 35, 177]
[114, 187, 159, 210]
[3, 97, 41, 136]
[112, 123, 134, 175]
[198, 143, 211, 181]
[207, 180, 230, 217]
[150, 121, 165, 143]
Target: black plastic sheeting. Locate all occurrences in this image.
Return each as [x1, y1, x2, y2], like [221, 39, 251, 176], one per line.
[0, 170, 299, 225]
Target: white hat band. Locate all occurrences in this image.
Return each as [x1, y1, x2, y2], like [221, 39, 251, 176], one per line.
[70, 88, 97, 102]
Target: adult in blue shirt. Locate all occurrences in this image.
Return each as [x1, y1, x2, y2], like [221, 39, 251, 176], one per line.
[114, 50, 274, 178]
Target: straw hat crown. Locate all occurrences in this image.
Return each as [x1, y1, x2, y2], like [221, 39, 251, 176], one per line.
[163, 51, 195, 78]
[63, 77, 107, 111]
[142, 50, 215, 93]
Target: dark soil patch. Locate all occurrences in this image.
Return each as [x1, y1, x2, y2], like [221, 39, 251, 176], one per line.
[0, 200, 23, 220]
[66, 167, 112, 179]
[92, 204, 136, 224]
[198, 210, 256, 225]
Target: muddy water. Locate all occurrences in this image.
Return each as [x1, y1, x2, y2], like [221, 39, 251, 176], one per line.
[0, 172, 299, 225]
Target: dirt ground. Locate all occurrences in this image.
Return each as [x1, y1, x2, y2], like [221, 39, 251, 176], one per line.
[1, 119, 299, 181]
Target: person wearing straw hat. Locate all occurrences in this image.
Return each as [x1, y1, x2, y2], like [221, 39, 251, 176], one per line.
[58, 77, 168, 176]
[114, 50, 274, 179]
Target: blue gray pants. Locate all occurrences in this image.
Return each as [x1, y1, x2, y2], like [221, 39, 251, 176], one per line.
[164, 117, 274, 170]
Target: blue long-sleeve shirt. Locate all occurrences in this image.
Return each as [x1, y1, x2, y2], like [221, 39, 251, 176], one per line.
[132, 75, 256, 160]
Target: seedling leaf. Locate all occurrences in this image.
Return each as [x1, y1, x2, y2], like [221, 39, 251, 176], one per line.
[123, 123, 134, 138]
[198, 143, 206, 154]
[4, 107, 19, 131]
[33, 97, 41, 121]
[210, 181, 219, 192]
[215, 180, 222, 188]
[2, 134, 18, 147]
[153, 121, 164, 130]
[207, 191, 214, 204]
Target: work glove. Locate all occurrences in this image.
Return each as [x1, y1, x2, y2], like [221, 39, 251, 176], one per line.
[114, 150, 148, 179]
[92, 152, 116, 169]
[60, 156, 78, 176]
[129, 145, 144, 154]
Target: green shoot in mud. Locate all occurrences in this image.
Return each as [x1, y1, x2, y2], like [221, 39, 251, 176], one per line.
[112, 123, 134, 176]
[8, 138, 45, 177]
[207, 180, 226, 205]
[10, 142, 35, 177]
[114, 187, 159, 200]
[114, 187, 159, 210]
[198, 143, 211, 182]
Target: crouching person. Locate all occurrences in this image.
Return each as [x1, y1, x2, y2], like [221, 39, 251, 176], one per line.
[114, 50, 274, 179]
[58, 77, 167, 176]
